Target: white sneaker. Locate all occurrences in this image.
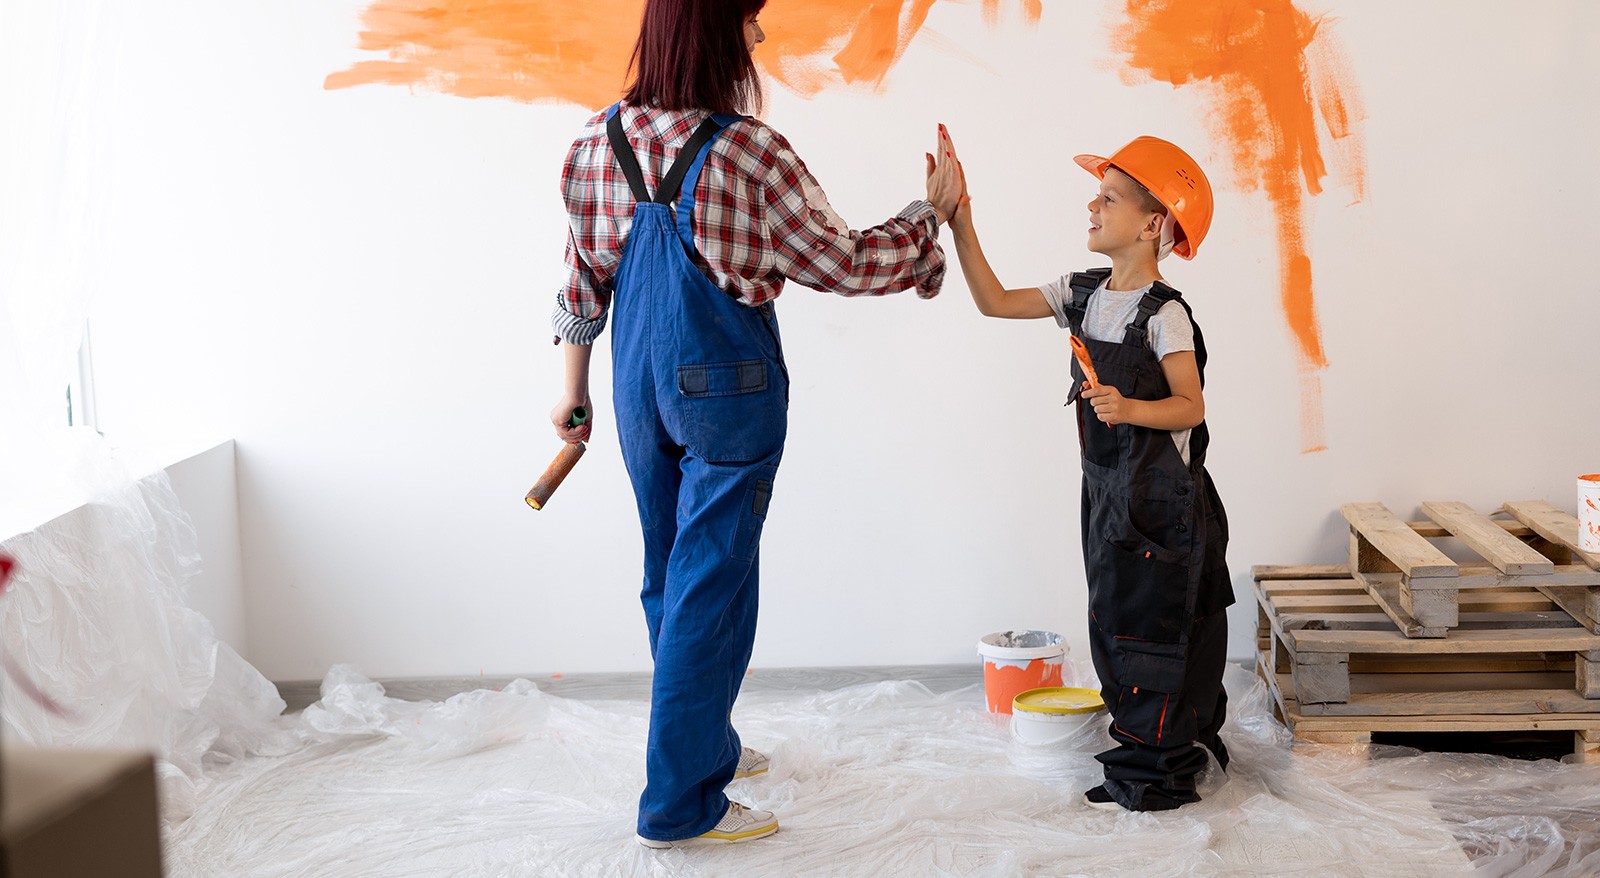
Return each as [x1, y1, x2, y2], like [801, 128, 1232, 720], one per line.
[734, 746, 769, 779]
[636, 802, 779, 849]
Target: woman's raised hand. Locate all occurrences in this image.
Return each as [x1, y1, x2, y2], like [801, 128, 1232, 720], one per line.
[925, 123, 964, 225]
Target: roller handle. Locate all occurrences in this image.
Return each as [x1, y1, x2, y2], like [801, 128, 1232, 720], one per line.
[526, 407, 590, 510]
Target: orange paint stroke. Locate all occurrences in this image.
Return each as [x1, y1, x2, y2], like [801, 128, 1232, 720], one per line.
[1109, 0, 1366, 454]
[325, 0, 1042, 109]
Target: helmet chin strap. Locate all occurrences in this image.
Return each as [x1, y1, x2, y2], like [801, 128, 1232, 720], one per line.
[1157, 211, 1178, 261]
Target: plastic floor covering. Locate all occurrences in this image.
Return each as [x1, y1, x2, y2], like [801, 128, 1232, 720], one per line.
[7, 472, 1600, 876]
[162, 661, 1600, 877]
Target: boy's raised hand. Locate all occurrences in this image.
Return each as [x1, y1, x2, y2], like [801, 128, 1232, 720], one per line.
[925, 123, 964, 224]
[950, 148, 972, 232]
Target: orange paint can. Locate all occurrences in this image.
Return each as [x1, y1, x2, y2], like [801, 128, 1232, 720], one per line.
[976, 630, 1066, 715]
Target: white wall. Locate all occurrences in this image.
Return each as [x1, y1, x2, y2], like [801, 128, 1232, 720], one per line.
[64, 0, 1600, 680]
[162, 441, 247, 655]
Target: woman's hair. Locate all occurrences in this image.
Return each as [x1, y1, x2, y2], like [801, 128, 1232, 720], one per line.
[624, 0, 767, 115]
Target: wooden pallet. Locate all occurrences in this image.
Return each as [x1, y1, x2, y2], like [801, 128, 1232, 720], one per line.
[1255, 656, 1600, 763]
[1254, 562, 1600, 762]
[1255, 572, 1600, 711]
[1342, 499, 1600, 637]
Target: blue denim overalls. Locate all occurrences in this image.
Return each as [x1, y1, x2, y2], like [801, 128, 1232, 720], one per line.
[603, 104, 788, 841]
[1064, 267, 1233, 811]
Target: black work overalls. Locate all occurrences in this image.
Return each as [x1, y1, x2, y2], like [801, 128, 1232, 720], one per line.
[1064, 268, 1234, 812]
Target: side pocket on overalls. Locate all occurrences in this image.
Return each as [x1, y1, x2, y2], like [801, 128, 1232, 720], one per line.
[1095, 496, 1193, 642]
[677, 360, 787, 465]
[730, 463, 778, 564]
[1114, 645, 1198, 747]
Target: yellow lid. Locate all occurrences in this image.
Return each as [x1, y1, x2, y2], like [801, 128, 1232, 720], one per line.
[1013, 687, 1105, 715]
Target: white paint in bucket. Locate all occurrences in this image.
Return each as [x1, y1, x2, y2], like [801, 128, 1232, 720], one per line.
[1581, 474, 1600, 554]
[976, 630, 1066, 667]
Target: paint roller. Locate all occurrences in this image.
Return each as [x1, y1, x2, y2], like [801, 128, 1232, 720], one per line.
[526, 407, 588, 510]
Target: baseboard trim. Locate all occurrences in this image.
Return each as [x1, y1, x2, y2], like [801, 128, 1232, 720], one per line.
[274, 663, 984, 713]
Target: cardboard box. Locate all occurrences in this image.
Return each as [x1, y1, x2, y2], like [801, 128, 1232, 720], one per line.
[1, 745, 165, 877]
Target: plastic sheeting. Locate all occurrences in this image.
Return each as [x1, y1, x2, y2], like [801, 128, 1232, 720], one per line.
[8, 473, 1600, 876]
[0, 470, 290, 822]
[151, 660, 1600, 878]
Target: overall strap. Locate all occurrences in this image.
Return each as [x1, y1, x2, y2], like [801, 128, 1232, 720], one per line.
[1064, 267, 1111, 334]
[1123, 281, 1208, 385]
[604, 104, 651, 204]
[604, 105, 739, 251]
[1121, 282, 1182, 347]
[655, 116, 726, 205]
[673, 113, 740, 252]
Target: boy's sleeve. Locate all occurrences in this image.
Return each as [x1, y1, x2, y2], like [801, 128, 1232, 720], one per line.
[1150, 301, 1196, 360]
[1037, 276, 1073, 329]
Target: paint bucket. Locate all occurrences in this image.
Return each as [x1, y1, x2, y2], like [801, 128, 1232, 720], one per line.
[976, 630, 1065, 714]
[1011, 687, 1106, 746]
[1580, 474, 1600, 554]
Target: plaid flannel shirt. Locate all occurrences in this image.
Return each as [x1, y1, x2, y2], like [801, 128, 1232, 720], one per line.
[552, 104, 946, 345]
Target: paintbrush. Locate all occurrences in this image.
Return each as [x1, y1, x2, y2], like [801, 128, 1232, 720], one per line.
[1069, 335, 1114, 429]
[1069, 335, 1100, 389]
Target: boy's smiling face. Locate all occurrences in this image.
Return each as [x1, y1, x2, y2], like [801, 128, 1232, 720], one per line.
[1087, 167, 1165, 259]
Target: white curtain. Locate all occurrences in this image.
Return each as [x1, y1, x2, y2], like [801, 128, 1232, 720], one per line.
[0, 0, 117, 503]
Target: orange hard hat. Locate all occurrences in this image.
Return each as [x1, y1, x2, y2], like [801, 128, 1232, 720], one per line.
[1074, 137, 1213, 260]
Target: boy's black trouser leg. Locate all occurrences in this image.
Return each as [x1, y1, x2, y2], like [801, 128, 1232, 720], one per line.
[1090, 611, 1230, 811]
[1191, 611, 1230, 773]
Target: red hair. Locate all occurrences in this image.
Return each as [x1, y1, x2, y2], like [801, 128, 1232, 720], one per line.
[624, 0, 767, 115]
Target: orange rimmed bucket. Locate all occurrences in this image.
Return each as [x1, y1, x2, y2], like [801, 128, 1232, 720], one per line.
[976, 630, 1065, 714]
[1581, 475, 1600, 554]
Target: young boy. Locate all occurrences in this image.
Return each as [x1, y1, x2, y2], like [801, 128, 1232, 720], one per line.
[949, 136, 1233, 812]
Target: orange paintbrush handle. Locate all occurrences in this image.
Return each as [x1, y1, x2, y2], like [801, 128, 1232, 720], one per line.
[1069, 335, 1099, 388]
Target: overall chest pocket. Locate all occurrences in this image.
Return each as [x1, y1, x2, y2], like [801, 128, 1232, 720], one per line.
[676, 360, 787, 465]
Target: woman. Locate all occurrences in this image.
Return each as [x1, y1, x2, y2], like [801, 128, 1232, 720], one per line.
[549, 0, 963, 849]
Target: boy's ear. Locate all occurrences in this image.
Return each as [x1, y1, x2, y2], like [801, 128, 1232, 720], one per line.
[1141, 212, 1164, 241]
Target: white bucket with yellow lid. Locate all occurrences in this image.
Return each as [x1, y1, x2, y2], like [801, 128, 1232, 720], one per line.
[1010, 686, 1105, 746]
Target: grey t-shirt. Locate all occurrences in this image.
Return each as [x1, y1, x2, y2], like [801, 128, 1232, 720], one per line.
[1038, 276, 1196, 465]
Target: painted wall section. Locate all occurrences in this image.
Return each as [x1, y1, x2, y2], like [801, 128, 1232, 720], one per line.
[324, 0, 1042, 108]
[1108, 0, 1367, 453]
[60, 0, 1600, 680]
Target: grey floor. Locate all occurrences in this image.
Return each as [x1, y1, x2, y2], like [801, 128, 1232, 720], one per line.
[275, 663, 982, 712]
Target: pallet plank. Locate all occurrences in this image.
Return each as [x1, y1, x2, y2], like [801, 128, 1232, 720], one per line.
[1343, 502, 1458, 578]
[1421, 500, 1554, 575]
[1452, 565, 1600, 590]
[1273, 591, 1555, 614]
[1252, 564, 1350, 581]
[1532, 584, 1600, 634]
[1289, 625, 1600, 655]
[1270, 670, 1600, 717]
[1505, 500, 1600, 571]
[1408, 519, 1534, 539]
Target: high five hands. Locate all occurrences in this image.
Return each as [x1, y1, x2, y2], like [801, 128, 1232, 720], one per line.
[925, 124, 970, 226]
